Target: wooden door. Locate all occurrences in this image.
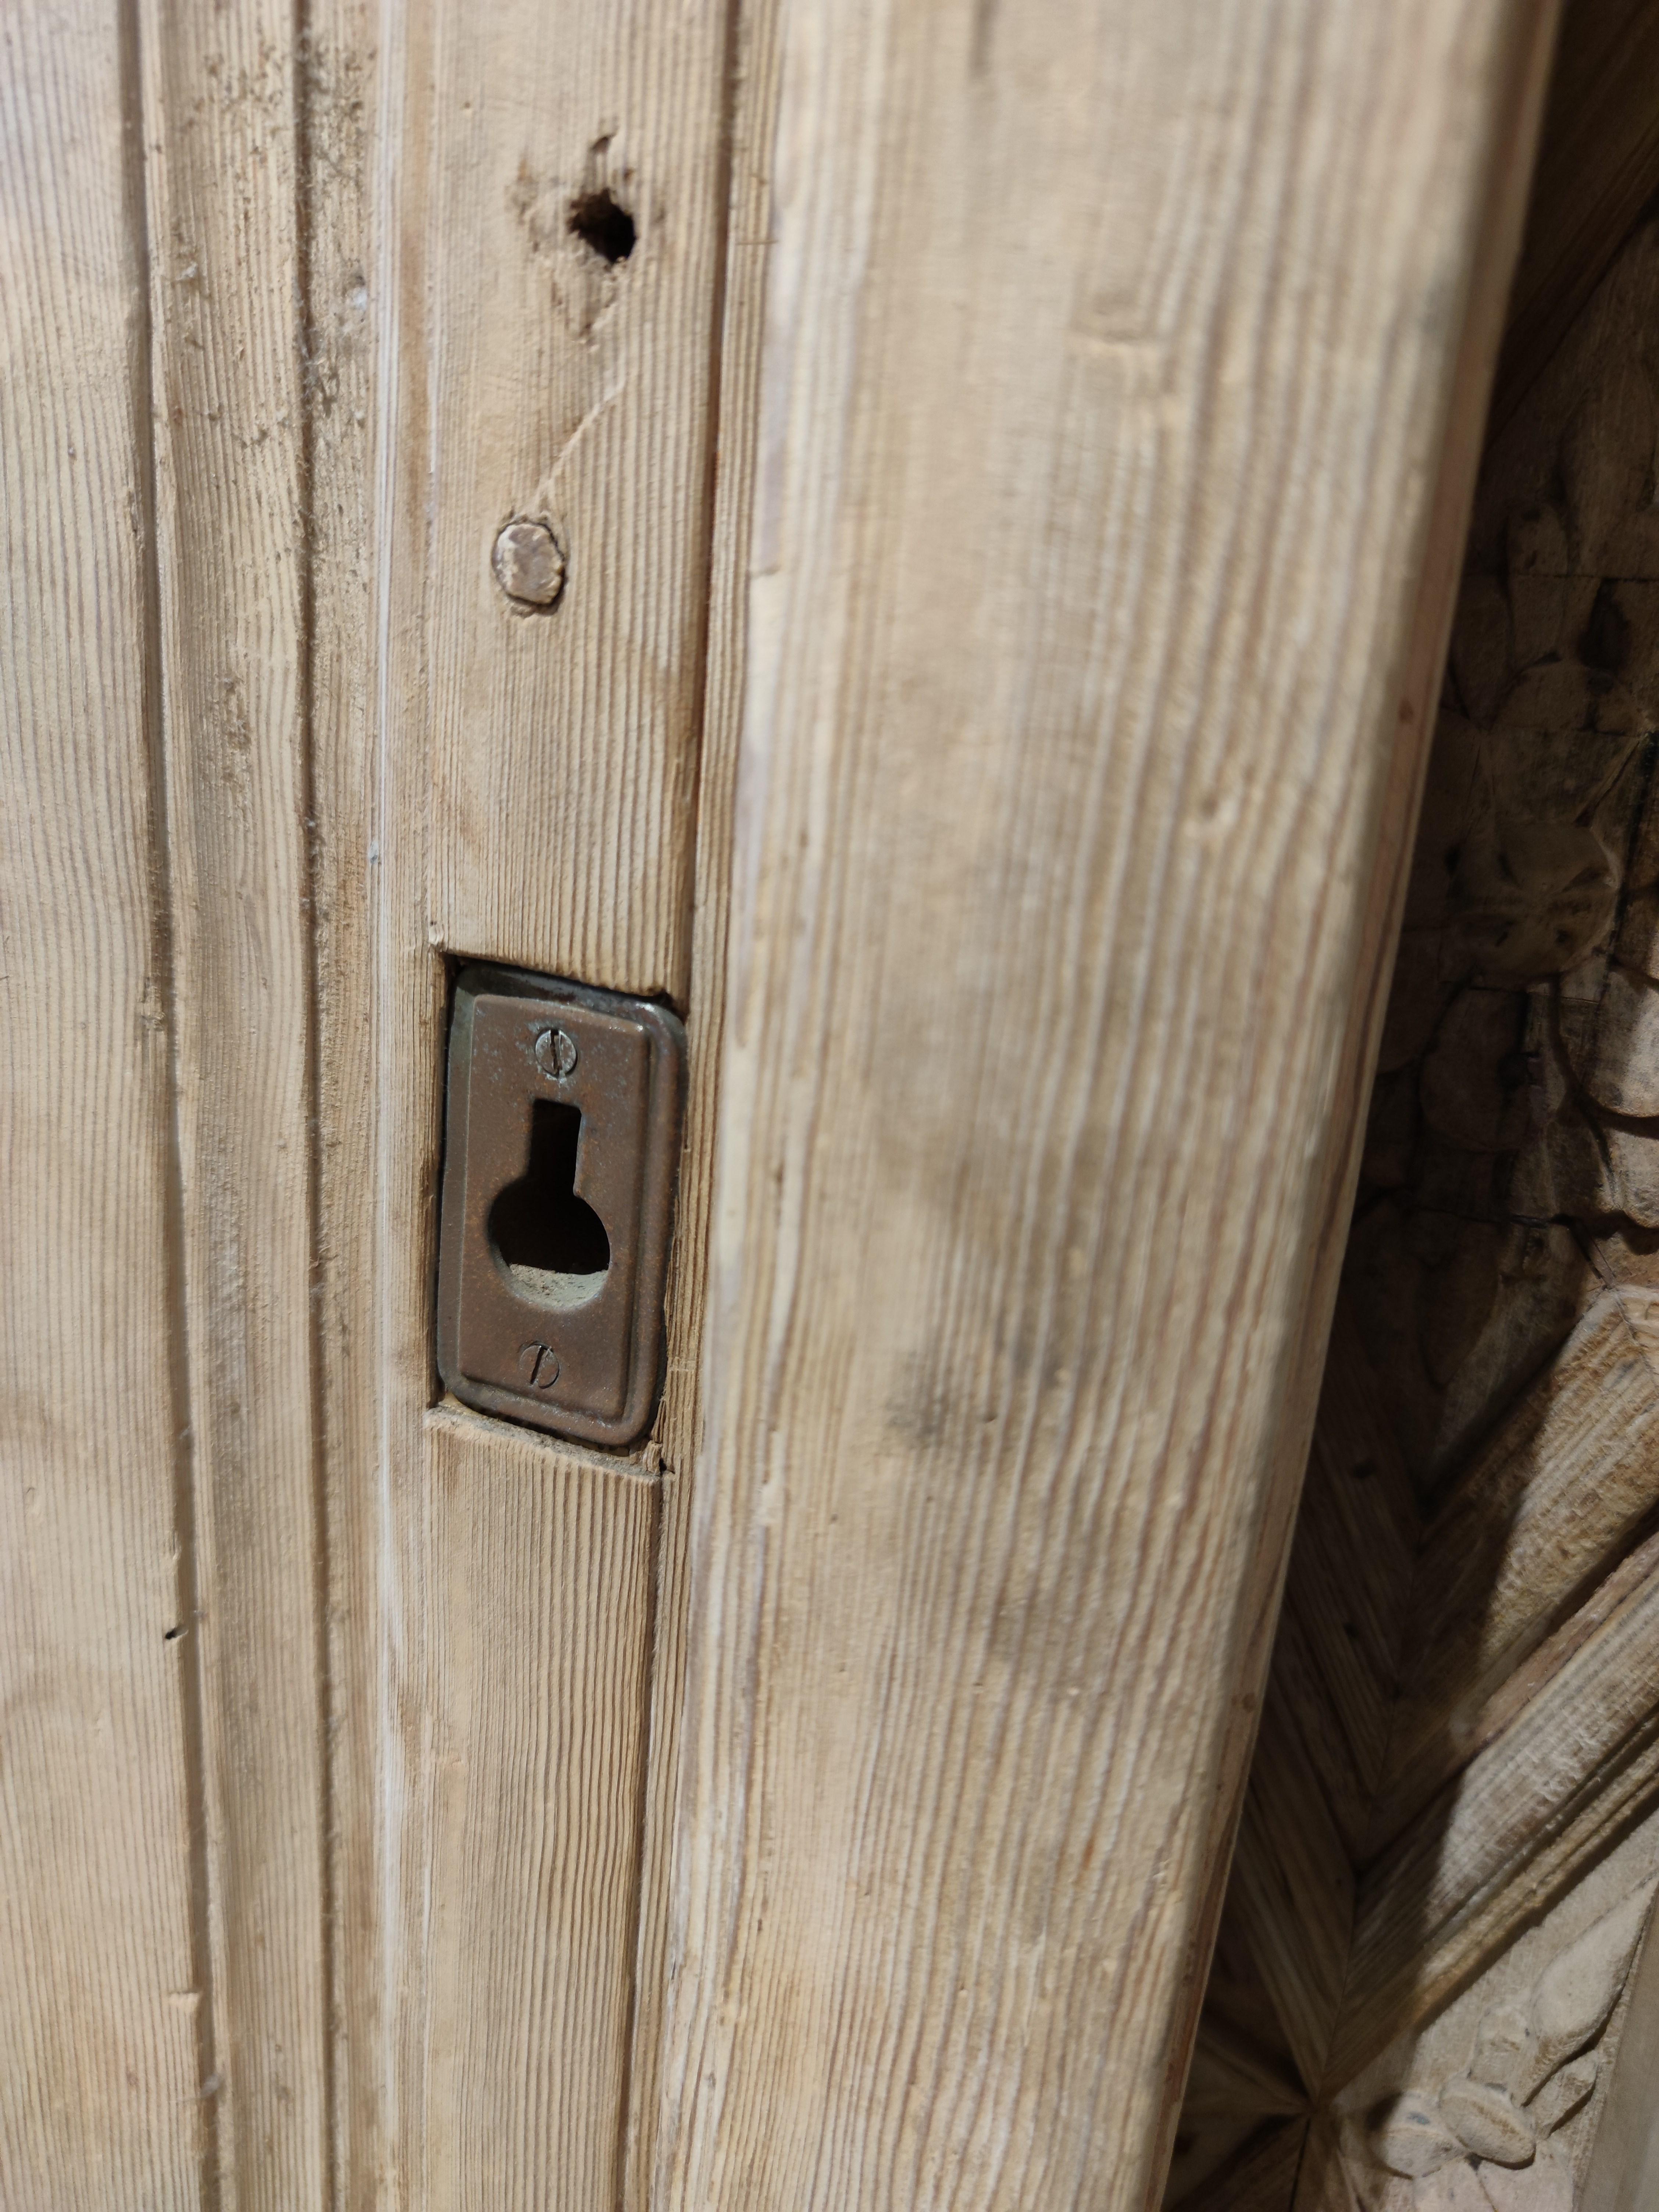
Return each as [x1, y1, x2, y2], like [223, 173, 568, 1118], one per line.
[7, 4, 1626, 2211]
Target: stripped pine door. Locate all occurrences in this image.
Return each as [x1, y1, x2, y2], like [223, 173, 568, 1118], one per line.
[0, 4, 1594, 2211]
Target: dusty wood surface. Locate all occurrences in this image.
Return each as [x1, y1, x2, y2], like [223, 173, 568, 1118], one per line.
[646, 3, 1552, 2208]
[620, 2, 785, 2204]
[0, 9, 203, 2203]
[417, 0, 736, 1002]
[369, 0, 735, 2201]
[419, 1412, 658, 2212]
[1173, 26, 1659, 2202]
[138, 7, 331, 2198]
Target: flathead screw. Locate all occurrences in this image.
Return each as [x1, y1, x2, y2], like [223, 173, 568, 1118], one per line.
[535, 1026, 578, 1079]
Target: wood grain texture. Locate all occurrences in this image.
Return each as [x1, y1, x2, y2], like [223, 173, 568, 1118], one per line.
[138, 7, 329, 2199]
[1489, 0, 1659, 431]
[1336, 1560, 1659, 2081]
[1374, 1291, 1659, 1853]
[419, 1410, 658, 2212]
[1230, 1685, 1357, 2096]
[621, 1, 782, 2203]
[414, 0, 737, 1000]
[0, 8, 203, 2204]
[368, 0, 725, 2195]
[298, 8, 380, 2202]
[649, 4, 1555, 2208]
[1183, 2122, 1310, 2212]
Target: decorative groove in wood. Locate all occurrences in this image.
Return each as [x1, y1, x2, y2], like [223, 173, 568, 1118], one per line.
[0, 9, 202, 2203]
[622, 0, 778, 2203]
[138, 7, 329, 2198]
[297, 8, 380, 2201]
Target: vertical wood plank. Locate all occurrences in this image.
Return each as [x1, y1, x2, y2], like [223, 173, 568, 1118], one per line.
[415, 0, 740, 999]
[370, 1, 738, 2199]
[622, 4, 785, 2202]
[650, 4, 1556, 2208]
[0, 6, 202, 2204]
[420, 1413, 658, 2212]
[138, 7, 327, 2202]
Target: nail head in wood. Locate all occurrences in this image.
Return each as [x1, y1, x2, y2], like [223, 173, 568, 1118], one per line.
[492, 519, 567, 608]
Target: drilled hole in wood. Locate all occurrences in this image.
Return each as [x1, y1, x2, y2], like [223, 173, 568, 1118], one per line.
[567, 188, 635, 264]
[488, 1099, 610, 1308]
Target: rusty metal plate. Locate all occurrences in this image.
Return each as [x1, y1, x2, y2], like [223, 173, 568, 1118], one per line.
[435, 964, 684, 1446]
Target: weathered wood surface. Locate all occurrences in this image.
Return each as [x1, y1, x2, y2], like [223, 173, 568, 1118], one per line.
[1301, 1819, 1659, 2209]
[620, 3, 785, 2204]
[415, 0, 737, 1001]
[1583, 1869, 1659, 2210]
[138, 8, 330, 2198]
[299, 8, 382, 2202]
[1173, 32, 1659, 2201]
[420, 1412, 658, 2212]
[0, 10, 203, 2204]
[647, 3, 1555, 2208]
[371, 0, 737, 2201]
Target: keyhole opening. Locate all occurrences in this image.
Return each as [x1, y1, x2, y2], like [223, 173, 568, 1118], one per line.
[488, 1099, 610, 1309]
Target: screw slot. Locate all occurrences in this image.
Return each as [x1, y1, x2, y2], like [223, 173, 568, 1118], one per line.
[535, 1026, 578, 1079]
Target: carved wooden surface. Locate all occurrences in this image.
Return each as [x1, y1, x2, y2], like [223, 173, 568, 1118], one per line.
[1303, 1820, 1659, 2209]
[1171, 27, 1659, 2202]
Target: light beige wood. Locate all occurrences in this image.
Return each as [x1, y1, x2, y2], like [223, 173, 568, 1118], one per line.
[648, 4, 1556, 2208]
[622, 1, 786, 2202]
[420, 1410, 657, 2212]
[368, 0, 736, 2199]
[138, 9, 329, 2199]
[414, 0, 738, 1000]
[0, 10, 203, 2204]
[299, 10, 382, 2202]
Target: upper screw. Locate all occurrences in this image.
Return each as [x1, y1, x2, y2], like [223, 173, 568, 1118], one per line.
[493, 520, 567, 608]
[535, 1026, 578, 1079]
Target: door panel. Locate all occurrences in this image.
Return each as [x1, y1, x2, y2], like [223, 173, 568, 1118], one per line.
[1, 3, 1566, 2207]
